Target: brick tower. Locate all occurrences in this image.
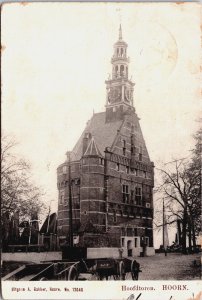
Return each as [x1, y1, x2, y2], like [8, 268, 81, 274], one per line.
[57, 25, 155, 256]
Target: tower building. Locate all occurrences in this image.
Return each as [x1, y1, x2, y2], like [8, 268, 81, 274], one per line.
[57, 26, 155, 256]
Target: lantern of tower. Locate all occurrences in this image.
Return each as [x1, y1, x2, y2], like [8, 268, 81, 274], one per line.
[105, 25, 135, 122]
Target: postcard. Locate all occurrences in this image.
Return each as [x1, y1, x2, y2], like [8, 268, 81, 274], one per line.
[1, 2, 201, 300]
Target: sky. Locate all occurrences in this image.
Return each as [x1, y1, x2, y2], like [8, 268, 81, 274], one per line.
[2, 2, 201, 247]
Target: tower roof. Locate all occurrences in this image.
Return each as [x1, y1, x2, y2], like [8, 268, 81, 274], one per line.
[119, 24, 122, 40]
[83, 136, 102, 157]
[114, 24, 127, 47]
[71, 112, 123, 160]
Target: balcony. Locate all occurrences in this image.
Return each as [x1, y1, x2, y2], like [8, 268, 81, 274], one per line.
[111, 56, 130, 63]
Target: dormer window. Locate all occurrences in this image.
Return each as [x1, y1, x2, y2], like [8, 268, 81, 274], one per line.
[123, 139, 126, 156]
[62, 166, 67, 174]
[139, 146, 143, 161]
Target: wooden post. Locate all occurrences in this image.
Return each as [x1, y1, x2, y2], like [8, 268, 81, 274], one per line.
[50, 233, 53, 251]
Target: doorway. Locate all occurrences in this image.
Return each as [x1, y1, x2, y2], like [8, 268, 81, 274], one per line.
[127, 240, 133, 257]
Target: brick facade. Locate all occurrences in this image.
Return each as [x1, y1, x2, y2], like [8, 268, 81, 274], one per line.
[57, 26, 154, 254]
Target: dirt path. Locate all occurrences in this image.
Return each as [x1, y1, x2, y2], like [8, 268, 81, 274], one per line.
[129, 253, 201, 280]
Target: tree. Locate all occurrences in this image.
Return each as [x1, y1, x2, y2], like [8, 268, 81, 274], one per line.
[155, 128, 201, 253]
[1, 135, 46, 248]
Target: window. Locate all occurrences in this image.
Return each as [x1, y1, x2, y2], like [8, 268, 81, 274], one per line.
[122, 184, 129, 203]
[139, 146, 143, 161]
[121, 48, 123, 57]
[116, 163, 120, 171]
[135, 169, 138, 176]
[59, 190, 65, 204]
[127, 228, 133, 236]
[135, 187, 142, 205]
[131, 190, 134, 203]
[121, 227, 125, 236]
[123, 140, 126, 156]
[115, 65, 118, 77]
[131, 146, 136, 155]
[134, 228, 138, 236]
[126, 166, 129, 174]
[113, 211, 117, 223]
[100, 158, 104, 165]
[143, 171, 147, 178]
[126, 66, 128, 78]
[62, 166, 67, 174]
[120, 65, 124, 76]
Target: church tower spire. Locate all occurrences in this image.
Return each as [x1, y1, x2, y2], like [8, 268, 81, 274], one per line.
[105, 25, 135, 123]
[119, 24, 122, 40]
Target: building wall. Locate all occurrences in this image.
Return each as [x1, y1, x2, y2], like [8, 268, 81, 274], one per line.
[57, 111, 154, 250]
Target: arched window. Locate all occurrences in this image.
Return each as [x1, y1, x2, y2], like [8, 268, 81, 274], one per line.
[115, 65, 118, 78]
[126, 66, 128, 78]
[121, 48, 123, 57]
[120, 65, 124, 77]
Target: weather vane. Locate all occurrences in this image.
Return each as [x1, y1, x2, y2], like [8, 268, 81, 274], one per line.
[116, 7, 122, 24]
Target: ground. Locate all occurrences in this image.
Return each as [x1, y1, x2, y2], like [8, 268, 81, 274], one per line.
[2, 252, 201, 280]
[124, 253, 201, 280]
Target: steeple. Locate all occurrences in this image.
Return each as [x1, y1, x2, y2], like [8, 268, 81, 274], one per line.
[105, 25, 135, 122]
[119, 24, 122, 40]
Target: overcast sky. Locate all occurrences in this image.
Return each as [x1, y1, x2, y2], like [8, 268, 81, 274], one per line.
[2, 2, 201, 247]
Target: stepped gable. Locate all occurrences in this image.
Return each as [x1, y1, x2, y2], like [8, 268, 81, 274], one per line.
[72, 112, 123, 160]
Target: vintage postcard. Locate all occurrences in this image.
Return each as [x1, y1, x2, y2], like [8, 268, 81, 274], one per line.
[1, 2, 201, 300]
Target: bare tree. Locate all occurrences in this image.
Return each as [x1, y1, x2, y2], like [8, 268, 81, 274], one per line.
[155, 128, 201, 253]
[1, 134, 46, 226]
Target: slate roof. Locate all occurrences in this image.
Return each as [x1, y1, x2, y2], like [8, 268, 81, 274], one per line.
[83, 136, 102, 157]
[72, 112, 123, 161]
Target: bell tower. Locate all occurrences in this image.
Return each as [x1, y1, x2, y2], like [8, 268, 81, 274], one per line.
[105, 25, 135, 122]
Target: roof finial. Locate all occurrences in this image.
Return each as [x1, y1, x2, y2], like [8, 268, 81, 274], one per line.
[119, 24, 122, 40]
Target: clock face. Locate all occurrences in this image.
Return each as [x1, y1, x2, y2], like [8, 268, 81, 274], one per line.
[108, 87, 121, 104]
